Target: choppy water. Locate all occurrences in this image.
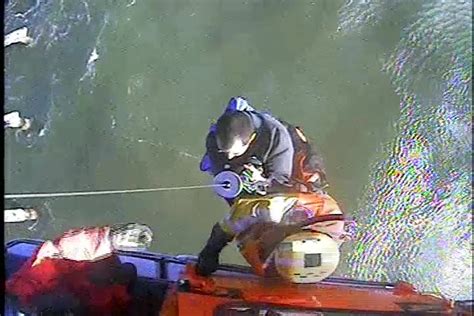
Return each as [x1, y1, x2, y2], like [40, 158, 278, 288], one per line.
[4, 0, 471, 301]
[338, 0, 472, 300]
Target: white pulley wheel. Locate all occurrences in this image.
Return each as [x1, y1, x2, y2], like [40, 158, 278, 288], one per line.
[213, 171, 243, 199]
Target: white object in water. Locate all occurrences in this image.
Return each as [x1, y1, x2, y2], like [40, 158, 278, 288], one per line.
[4, 27, 33, 47]
[4, 111, 32, 130]
[88, 47, 99, 64]
[4, 208, 38, 223]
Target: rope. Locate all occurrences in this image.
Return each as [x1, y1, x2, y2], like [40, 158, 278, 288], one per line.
[5, 183, 225, 200]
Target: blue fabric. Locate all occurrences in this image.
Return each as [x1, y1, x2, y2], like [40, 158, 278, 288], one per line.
[200, 154, 212, 172]
[225, 96, 256, 113]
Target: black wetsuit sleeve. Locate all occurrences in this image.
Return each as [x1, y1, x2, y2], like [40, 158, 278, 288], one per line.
[264, 127, 294, 186]
[307, 147, 327, 179]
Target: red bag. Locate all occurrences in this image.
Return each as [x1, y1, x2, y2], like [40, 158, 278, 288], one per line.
[6, 226, 133, 315]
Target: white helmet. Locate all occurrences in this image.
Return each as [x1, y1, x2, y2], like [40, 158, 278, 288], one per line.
[274, 231, 340, 283]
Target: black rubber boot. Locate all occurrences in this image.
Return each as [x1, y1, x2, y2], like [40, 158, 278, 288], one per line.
[196, 223, 234, 276]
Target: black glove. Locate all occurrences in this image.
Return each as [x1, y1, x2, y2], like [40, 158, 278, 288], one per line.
[196, 223, 234, 276]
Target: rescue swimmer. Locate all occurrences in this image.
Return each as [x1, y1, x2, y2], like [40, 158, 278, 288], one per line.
[197, 98, 351, 281]
[200, 96, 328, 204]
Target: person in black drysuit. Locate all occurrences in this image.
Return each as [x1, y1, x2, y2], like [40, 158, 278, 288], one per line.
[197, 96, 328, 276]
